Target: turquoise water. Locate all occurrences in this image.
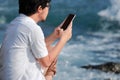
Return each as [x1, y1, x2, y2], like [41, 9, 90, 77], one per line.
[0, 0, 120, 80]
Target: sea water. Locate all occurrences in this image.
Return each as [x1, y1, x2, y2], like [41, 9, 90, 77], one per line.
[0, 0, 120, 80]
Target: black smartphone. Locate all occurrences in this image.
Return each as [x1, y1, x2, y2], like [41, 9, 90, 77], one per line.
[61, 14, 76, 30]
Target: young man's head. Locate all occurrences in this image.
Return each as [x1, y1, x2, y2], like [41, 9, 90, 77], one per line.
[19, 0, 51, 22]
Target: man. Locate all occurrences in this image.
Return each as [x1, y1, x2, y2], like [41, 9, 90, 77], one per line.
[0, 0, 72, 80]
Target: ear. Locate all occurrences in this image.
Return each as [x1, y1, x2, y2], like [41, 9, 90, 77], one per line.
[37, 6, 43, 13]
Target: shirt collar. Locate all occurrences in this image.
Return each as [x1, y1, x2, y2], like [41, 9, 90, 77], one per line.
[19, 14, 36, 24]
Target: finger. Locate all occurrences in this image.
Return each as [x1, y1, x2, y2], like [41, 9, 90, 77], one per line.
[53, 58, 57, 64]
[49, 60, 57, 68]
[59, 28, 63, 33]
[57, 27, 62, 31]
[50, 58, 58, 67]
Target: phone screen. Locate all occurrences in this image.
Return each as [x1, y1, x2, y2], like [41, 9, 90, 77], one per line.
[61, 14, 76, 30]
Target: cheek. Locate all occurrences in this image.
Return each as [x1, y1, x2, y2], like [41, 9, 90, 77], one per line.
[44, 10, 49, 17]
[45, 9, 48, 15]
[41, 8, 49, 20]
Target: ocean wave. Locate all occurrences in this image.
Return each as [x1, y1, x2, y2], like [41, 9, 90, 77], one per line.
[54, 30, 120, 79]
[0, 0, 120, 80]
[0, 16, 6, 24]
[76, 31, 120, 53]
[98, 0, 120, 22]
[55, 39, 120, 79]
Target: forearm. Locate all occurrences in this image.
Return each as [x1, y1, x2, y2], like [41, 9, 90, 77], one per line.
[45, 33, 57, 47]
[42, 40, 65, 79]
[48, 38, 66, 64]
[45, 57, 57, 80]
[38, 25, 72, 68]
[39, 38, 66, 68]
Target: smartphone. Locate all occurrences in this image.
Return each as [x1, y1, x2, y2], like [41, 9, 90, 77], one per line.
[61, 14, 76, 30]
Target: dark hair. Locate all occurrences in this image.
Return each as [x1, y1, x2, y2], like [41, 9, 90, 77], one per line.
[19, 0, 51, 16]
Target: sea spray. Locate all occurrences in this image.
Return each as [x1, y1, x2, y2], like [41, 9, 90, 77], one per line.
[98, 0, 120, 22]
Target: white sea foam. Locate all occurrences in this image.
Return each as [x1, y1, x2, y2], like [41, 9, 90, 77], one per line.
[76, 32, 120, 53]
[54, 30, 120, 80]
[98, 0, 120, 22]
[0, 0, 120, 80]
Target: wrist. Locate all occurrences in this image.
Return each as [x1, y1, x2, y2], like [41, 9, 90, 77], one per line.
[51, 33, 57, 41]
[60, 37, 68, 44]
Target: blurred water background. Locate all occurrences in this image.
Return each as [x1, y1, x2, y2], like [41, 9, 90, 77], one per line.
[0, 0, 120, 80]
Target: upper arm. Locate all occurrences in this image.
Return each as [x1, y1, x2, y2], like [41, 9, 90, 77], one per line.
[29, 26, 48, 62]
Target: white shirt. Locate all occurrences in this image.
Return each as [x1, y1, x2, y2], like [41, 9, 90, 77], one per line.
[0, 14, 48, 80]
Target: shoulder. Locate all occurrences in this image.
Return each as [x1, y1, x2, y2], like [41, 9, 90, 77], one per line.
[10, 15, 43, 32]
[8, 15, 44, 37]
[31, 25, 44, 38]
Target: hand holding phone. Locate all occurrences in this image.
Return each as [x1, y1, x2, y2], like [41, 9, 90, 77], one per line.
[61, 14, 76, 30]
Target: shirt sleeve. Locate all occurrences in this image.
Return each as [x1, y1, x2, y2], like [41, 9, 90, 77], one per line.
[30, 26, 48, 58]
